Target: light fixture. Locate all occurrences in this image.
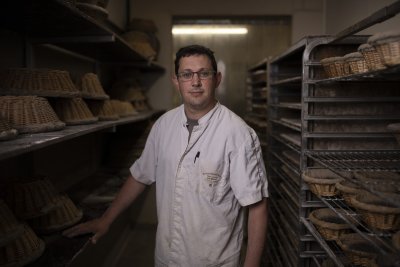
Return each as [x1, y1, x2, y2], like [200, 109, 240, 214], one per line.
[172, 26, 248, 35]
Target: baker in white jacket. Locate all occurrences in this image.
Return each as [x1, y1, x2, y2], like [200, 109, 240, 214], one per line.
[64, 44, 269, 267]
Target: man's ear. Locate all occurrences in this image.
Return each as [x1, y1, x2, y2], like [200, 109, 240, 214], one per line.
[172, 74, 179, 91]
[215, 72, 222, 88]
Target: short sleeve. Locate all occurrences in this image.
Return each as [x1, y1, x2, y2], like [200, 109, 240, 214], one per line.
[230, 128, 269, 206]
[129, 120, 159, 185]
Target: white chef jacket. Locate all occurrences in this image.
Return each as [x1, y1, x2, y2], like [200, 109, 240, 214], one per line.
[130, 102, 268, 267]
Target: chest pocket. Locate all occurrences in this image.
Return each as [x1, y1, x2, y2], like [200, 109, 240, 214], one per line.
[189, 158, 231, 205]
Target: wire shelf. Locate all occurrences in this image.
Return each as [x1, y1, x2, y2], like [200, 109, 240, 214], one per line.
[305, 150, 400, 171]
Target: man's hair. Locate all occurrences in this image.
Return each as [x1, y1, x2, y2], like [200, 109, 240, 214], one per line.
[174, 45, 218, 75]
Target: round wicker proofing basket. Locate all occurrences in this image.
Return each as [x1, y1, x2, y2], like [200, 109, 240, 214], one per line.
[302, 169, 343, 197]
[320, 57, 341, 78]
[6, 179, 63, 220]
[0, 118, 18, 141]
[110, 100, 138, 117]
[77, 73, 110, 100]
[0, 96, 65, 134]
[0, 68, 80, 98]
[368, 30, 400, 66]
[0, 200, 24, 247]
[335, 179, 362, 207]
[29, 195, 83, 234]
[343, 52, 369, 74]
[351, 192, 400, 231]
[337, 233, 380, 267]
[358, 43, 386, 71]
[0, 224, 45, 267]
[86, 99, 119, 121]
[51, 97, 98, 125]
[309, 208, 355, 241]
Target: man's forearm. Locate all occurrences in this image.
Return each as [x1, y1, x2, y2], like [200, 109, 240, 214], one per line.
[101, 175, 147, 225]
[244, 198, 268, 267]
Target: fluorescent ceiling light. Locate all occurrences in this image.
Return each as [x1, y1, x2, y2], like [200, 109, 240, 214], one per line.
[172, 26, 248, 35]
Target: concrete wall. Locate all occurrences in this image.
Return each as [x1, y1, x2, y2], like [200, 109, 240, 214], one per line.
[130, 0, 324, 111]
[324, 0, 400, 35]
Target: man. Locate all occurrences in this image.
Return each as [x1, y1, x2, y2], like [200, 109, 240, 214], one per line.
[64, 45, 269, 267]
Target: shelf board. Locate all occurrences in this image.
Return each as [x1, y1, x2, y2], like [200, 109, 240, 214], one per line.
[270, 102, 302, 110]
[304, 150, 400, 171]
[0, 111, 157, 161]
[248, 58, 268, 72]
[0, 0, 164, 70]
[304, 114, 400, 120]
[270, 76, 302, 86]
[311, 65, 400, 84]
[304, 97, 400, 103]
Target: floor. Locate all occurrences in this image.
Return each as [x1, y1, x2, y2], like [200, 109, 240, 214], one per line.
[113, 224, 157, 267]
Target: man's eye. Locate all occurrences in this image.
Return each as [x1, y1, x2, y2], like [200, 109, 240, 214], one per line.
[199, 71, 210, 78]
[181, 73, 192, 79]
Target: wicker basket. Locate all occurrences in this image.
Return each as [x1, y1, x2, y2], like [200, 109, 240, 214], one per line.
[302, 169, 342, 197]
[127, 18, 158, 33]
[121, 31, 157, 60]
[309, 208, 354, 240]
[51, 97, 98, 125]
[0, 224, 45, 267]
[387, 123, 400, 146]
[0, 68, 80, 98]
[320, 57, 340, 78]
[337, 233, 380, 267]
[29, 195, 83, 234]
[358, 43, 386, 71]
[344, 52, 369, 74]
[0, 200, 24, 247]
[85, 99, 119, 121]
[6, 178, 63, 220]
[368, 30, 400, 66]
[351, 192, 400, 231]
[0, 96, 65, 134]
[0, 117, 18, 141]
[77, 73, 110, 100]
[335, 179, 362, 207]
[110, 100, 138, 117]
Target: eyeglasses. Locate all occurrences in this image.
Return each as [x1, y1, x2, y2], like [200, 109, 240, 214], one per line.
[177, 70, 216, 81]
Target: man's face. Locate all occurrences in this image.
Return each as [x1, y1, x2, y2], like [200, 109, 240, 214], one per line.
[173, 54, 221, 113]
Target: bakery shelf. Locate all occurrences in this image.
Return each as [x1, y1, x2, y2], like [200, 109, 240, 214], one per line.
[303, 132, 395, 138]
[301, 217, 346, 267]
[270, 102, 302, 110]
[0, 0, 164, 70]
[270, 76, 302, 86]
[304, 150, 400, 172]
[0, 110, 158, 161]
[305, 114, 400, 120]
[312, 64, 400, 84]
[271, 119, 301, 132]
[304, 97, 400, 103]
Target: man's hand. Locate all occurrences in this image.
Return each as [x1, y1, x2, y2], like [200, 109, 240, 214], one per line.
[62, 217, 110, 244]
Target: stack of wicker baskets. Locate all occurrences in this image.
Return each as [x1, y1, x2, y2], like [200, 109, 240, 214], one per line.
[76, 73, 120, 122]
[0, 200, 45, 266]
[122, 18, 160, 61]
[6, 178, 83, 234]
[110, 79, 150, 113]
[0, 68, 106, 134]
[320, 30, 399, 78]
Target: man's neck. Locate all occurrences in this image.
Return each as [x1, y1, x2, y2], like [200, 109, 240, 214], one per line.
[184, 101, 216, 121]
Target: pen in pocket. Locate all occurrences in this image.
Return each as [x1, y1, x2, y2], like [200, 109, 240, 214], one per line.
[194, 151, 200, 163]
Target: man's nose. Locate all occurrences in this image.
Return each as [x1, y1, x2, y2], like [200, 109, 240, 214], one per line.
[191, 72, 202, 86]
